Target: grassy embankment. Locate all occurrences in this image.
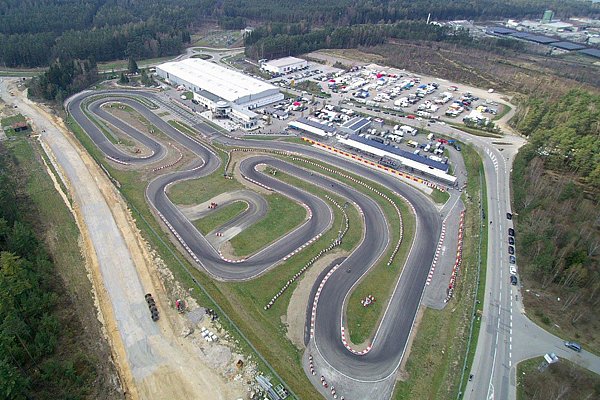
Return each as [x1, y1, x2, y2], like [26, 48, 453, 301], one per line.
[517, 357, 600, 400]
[392, 142, 487, 399]
[447, 121, 503, 138]
[493, 103, 512, 121]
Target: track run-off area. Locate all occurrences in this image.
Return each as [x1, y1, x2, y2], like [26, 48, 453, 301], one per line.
[67, 89, 442, 398]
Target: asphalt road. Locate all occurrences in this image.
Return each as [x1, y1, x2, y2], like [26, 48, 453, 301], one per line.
[66, 89, 441, 395]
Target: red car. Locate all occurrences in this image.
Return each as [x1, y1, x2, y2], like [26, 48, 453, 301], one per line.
[407, 114, 416, 119]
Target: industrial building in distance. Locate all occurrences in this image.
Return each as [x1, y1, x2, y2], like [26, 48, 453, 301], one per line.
[261, 56, 308, 75]
[156, 58, 284, 129]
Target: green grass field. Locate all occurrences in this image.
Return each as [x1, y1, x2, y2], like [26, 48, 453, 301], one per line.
[191, 54, 212, 60]
[392, 142, 487, 400]
[97, 56, 173, 72]
[231, 193, 306, 257]
[193, 201, 248, 235]
[432, 188, 450, 204]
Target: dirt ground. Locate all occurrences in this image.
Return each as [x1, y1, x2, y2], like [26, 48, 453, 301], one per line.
[4, 80, 250, 399]
[286, 250, 347, 349]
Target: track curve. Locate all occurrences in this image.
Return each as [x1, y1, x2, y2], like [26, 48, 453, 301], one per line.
[67, 89, 441, 389]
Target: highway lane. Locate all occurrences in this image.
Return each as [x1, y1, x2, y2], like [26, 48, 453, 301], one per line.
[67, 89, 441, 393]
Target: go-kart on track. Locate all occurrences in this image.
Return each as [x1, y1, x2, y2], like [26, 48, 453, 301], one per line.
[67, 89, 441, 398]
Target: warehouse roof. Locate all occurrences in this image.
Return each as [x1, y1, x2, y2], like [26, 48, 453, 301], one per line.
[157, 58, 278, 103]
[578, 48, 600, 58]
[295, 117, 335, 132]
[263, 57, 306, 68]
[487, 27, 517, 35]
[345, 134, 449, 172]
[551, 41, 586, 50]
[342, 117, 371, 132]
[525, 34, 559, 44]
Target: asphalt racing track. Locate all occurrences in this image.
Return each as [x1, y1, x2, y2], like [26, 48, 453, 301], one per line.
[67, 90, 441, 395]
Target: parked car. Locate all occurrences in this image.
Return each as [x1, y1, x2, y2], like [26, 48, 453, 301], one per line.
[510, 275, 518, 285]
[506, 212, 512, 220]
[508, 236, 515, 245]
[508, 228, 515, 237]
[509, 264, 517, 275]
[508, 245, 515, 255]
[564, 341, 582, 352]
[509, 255, 516, 264]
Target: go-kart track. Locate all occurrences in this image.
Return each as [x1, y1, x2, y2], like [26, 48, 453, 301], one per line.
[67, 90, 441, 399]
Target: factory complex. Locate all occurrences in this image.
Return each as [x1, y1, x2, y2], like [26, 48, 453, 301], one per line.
[156, 58, 284, 129]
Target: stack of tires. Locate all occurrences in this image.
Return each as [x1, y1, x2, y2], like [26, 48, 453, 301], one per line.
[145, 293, 160, 321]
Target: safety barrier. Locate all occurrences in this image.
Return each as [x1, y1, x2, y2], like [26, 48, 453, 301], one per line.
[445, 210, 466, 302]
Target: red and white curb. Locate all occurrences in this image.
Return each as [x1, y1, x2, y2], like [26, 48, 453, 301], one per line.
[426, 223, 446, 285]
[153, 142, 183, 171]
[446, 210, 466, 302]
[340, 326, 372, 355]
[156, 211, 203, 265]
[105, 155, 130, 165]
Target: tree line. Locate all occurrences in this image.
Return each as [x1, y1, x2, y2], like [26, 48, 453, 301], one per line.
[28, 59, 100, 103]
[516, 90, 600, 189]
[512, 89, 600, 338]
[203, 0, 599, 26]
[244, 21, 472, 60]
[2, 0, 598, 68]
[0, 0, 194, 68]
[0, 150, 97, 399]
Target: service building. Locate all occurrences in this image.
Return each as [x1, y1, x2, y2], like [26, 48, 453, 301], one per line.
[261, 57, 308, 74]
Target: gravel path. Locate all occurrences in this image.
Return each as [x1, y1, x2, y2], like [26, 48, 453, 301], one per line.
[1, 78, 244, 400]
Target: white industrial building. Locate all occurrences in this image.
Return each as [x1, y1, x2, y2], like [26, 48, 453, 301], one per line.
[156, 58, 284, 130]
[156, 58, 283, 110]
[261, 57, 308, 74]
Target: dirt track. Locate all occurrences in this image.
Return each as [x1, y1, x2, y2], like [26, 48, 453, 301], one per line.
[3, 79, 244, 399]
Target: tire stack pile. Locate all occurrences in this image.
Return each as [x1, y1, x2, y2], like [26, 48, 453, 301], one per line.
[145, 293, 160, 321]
